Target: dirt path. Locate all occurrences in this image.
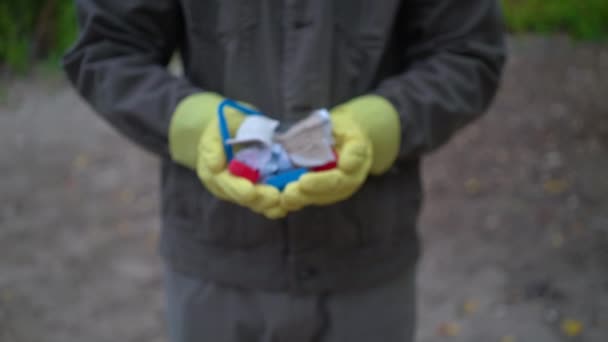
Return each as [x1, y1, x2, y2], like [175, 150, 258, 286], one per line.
[1, 36, 607, 342]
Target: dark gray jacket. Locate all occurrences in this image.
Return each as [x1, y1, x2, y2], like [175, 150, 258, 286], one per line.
[64, 0, 506, 293]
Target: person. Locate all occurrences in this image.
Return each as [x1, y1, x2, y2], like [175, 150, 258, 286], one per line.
[63, 0, 506, 341]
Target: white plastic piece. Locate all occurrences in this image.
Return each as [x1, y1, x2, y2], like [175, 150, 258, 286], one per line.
[226, 116, 279, 147]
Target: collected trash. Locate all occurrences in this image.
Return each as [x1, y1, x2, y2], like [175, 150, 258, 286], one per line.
[274, 109, 335, 167]
[219, 100, 338, 190]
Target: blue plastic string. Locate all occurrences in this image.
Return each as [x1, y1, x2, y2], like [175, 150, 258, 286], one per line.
[217, 99, 262, 161]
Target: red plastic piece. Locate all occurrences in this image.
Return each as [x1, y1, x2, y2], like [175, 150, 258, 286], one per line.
[228, 159, 260, 183]
[312, 150, 338, 172]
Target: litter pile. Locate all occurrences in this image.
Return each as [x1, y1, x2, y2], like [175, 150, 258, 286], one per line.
[223, 107, 338, 190]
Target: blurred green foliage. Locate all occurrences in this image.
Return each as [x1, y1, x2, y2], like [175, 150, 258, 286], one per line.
[502, 0, 608, 39]
[0, 1, 37, 72]
[48, 1, 78, 66]
[0, 0, 77, 73]
[1, 0, 608, 72]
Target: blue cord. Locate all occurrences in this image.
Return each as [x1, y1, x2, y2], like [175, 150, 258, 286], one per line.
[217, 99, 262, 161]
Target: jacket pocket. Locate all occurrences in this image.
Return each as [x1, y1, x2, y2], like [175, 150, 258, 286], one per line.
[349, 170, 423, 247]
[331, 16, 386, 103]
[182, 0, 259, 37]
[162, 162, 281, 249]
[182, 0, 259, 94]
[161, 163, 202, 229]
[194, 188, 283, 249]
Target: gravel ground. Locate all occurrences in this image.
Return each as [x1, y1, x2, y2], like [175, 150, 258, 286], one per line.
[1, 35, 607, 342]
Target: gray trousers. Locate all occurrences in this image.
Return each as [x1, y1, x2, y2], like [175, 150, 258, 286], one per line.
[164, 267, 416, 342]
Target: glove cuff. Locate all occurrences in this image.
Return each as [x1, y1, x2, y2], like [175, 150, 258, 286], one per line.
[169, 92, 224, 169]
[334, 95, 401, 175]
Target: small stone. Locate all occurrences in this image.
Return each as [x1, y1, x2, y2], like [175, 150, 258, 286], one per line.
[550, 103, 568, 119]
[566, 195, 580, 211]
[494, 306, 507, 319]
[485, 214, 500, 230]
[524, 280, 566, 301]
[587, 138, 601, 153]
[495, 149, 509, 164]
[589, 216, 608, 233]
[544, 308, 560, 324]
[544, 151, 563, 170]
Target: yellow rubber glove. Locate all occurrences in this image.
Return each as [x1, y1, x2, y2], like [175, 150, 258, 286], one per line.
[280, 95, 401, 211]
[196, 109, 287, 219]
[169, 92, 286, 219]
[169, 92, 224, 169]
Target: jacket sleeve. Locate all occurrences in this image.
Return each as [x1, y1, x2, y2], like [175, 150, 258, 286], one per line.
[63, 0, 200, 156]
[375, 0, 507, 160]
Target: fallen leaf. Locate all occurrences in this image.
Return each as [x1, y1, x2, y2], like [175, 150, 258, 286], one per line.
[115, 222, 131, 236]
[561, 319, 583, 337]
[145, 229, 160, 251]
[465, 178, 482, 194]
[500, 335, 516, 342]
[72, 154, 90, 172]
[64, 176, 76, 190]
[543, 179, 569, 195]
[118, 190, 135, 205]
[495, 149, 509, 164]
[571, 222, 585, 235]
[463, 299, 480, 315]
[437, 322, 461, 337]
[551, 232, 564, 248]
[1, 289, 13, 302]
